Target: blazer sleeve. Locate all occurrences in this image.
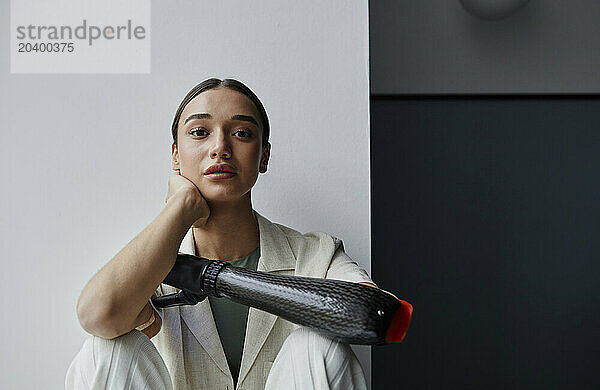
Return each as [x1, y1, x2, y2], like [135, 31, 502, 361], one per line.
[325, 237, 376, 286]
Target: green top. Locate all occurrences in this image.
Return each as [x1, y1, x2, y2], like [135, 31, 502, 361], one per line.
[208, 246, 260, 384]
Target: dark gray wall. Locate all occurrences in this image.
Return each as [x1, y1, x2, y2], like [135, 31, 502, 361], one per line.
[370, 1, 600, 94]
[370, 97, 600, 389]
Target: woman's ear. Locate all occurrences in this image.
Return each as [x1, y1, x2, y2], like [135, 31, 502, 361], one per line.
[259, 142, 271, 173]
[171, 142, 180, 171]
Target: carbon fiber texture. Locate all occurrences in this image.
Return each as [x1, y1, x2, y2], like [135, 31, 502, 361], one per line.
[215, 267, 400, 345]
[153, 253, 405, 345]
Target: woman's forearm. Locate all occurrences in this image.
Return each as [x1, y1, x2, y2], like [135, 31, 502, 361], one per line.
[76, 196, 193, 339]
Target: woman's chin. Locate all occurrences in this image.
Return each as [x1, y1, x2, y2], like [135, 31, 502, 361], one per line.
[200, 188, 250, 204]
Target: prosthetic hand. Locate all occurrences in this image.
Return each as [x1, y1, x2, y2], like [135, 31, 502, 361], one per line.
[151, 253, 413, 345]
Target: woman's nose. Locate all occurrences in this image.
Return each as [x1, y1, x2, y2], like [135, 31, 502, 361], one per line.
[209, 133, 232, 159]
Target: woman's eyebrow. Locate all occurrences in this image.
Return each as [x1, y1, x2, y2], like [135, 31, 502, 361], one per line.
[231, 114, 259, 127]
[183, 113, 258, 127]
[184, 113, 211, 124]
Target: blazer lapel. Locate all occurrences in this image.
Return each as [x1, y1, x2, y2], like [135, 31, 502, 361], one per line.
[177, 227, 231, 378]
[237, 211, 297, 386]
[153, 286, 186, 386]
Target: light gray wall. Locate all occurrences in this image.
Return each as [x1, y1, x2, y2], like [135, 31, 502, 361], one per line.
[0, 1, 371, 388]
[370, 0, 600, 94]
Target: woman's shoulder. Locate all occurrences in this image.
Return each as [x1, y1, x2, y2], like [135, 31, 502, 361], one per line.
[268, 219, 342, 252]
[261, 216, 372, 283]
[264, 218, 350, 277]
[257, 211, 340, 248]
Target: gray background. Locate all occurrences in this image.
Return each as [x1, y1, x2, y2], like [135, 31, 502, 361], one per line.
[370, 0, 600, 94]
[369, 0, 600, 388]
[0, 1, 371, 388]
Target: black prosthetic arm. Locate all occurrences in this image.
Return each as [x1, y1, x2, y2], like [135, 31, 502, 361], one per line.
[152, 253, 413, 345]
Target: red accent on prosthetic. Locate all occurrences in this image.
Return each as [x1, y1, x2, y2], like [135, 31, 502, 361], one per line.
[385, 300, 413, 343]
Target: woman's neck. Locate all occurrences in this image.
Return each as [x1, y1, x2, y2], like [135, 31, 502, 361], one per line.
[191, 198, 259, 261]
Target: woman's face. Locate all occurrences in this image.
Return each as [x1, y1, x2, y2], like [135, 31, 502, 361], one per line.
[172, 87, 270, 203]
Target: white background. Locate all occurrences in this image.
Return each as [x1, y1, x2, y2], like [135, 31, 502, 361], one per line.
[0, 0, 371, 388]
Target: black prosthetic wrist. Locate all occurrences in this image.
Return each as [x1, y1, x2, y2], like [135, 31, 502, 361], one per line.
[151, 253, 412, 345]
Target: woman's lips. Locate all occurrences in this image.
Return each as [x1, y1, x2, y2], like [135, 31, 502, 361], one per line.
[205, 172, 237, 180]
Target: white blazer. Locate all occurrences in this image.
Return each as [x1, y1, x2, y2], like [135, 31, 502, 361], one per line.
[150, 210, 373, 390]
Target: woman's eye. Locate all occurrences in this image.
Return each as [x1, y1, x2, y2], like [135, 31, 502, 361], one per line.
[234, 129, 252, 138]
[190, 128, 208, 137]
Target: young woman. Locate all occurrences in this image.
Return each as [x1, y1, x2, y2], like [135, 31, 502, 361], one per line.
[67, 78, 377, 390]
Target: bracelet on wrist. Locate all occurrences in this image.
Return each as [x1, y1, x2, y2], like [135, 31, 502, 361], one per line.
[135, 310, 156, 331]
